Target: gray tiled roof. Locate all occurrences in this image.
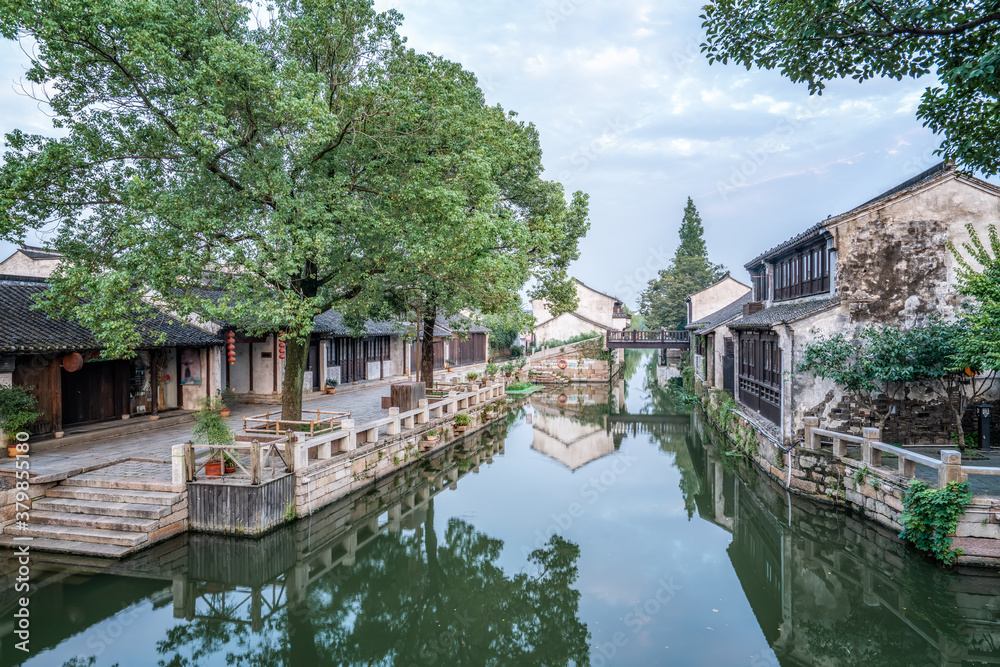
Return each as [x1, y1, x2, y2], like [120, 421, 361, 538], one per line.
[728, 297, 840, 330]
[18, 245, 62, 260]
[687, 292, 754, 332]
[313, 310, 406, 337]
[0, 278, 221, 353]
[744, 162, 954, 269]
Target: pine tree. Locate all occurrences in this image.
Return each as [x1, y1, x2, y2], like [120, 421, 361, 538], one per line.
[640, 198, 725, 329]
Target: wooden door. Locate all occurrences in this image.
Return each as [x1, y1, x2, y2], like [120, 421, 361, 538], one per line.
[307, 342, 320, 390]
[62, 360, 128, 426]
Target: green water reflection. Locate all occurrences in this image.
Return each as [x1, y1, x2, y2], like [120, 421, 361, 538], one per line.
[1, 352, 998, 666]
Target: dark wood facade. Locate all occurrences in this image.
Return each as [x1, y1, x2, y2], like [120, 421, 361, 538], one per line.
[329, 335, 391, 383]
[737, 330, 782, 425]
[409, 333, 487, 372]
[773, 242, 830, 301]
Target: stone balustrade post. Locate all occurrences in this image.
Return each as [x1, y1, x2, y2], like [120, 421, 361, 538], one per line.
[387, 407, 401, 436]
[290, 437, 308, 472]
[803, 416, 820, 450]
[862, 427, 881, 467]
[832, 436, 847, 457]
[897, 453, 915, 478]
[341, 419, 357, 452]
[416, 400, 429, 425]
[171, 444, 185, 490]
[938, 450, 967, 487]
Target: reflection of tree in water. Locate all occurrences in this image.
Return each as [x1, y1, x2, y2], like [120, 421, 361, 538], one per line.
[796, 607, 939, 667]
[157, 501, 590, 666]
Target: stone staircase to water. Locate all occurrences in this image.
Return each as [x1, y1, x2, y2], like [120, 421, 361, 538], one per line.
[0, 472, 187, 558]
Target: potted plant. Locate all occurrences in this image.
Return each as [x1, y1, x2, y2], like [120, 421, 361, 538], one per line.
[0, 386, 41, 458]
[501, 361, 515, 377]
[325, 378, 338, 395]
[445, 359, 455, 372]
[192, 400, 236, 476]
[422, 428, 440, 444]
[465, 371, 480, 385]
[485, 362, 499, 379]
[454, 413, 472, 433]
[219, 386, 238, 418]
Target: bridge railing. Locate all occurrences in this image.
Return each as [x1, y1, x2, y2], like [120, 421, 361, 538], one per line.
[607, 330, 690, 344]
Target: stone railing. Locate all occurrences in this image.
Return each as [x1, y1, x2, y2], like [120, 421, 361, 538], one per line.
[804, 417, 981, 488]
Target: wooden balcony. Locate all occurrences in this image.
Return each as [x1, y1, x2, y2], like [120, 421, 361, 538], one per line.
[613, 306, 630, 319]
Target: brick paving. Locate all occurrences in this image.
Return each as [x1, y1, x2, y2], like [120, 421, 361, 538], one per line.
[0, 379, 405, 482]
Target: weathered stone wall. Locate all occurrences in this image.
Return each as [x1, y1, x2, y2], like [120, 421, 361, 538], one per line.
[700, 386, 1000, 567]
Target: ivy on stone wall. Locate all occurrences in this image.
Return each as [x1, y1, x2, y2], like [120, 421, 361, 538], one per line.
[899, 480, 973, 566]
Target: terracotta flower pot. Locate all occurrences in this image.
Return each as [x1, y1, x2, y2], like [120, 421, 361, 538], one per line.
[326, 387, 336, 395]
[7, 445, 20, 459]
[220, 409, 231, 418]
[206, 460, 223, 476]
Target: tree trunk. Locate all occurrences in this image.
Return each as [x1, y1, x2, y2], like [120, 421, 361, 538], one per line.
[282, 335, 309, 421]
[421, 307, 438, 390]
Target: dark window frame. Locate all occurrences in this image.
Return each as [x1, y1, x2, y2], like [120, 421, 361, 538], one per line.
[773, 243, 829, 301]
[737, 330, 782, 425]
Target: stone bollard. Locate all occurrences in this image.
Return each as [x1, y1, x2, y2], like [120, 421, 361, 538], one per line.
[171, 444, 186, 490]
[862, 427, 881, 467]
[803, 416, 820, 450]
[341, 419, 357, 452]
[387, 407, 401, 436]
[938, 450, 967, 487]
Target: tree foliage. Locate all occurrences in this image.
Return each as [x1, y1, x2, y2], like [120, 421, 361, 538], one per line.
[0, 0, 587, 411]
[640, 198, 725, 330]
[0, 384, 41, 443]
[797, 324, 953, 432]
[701, 0, 1000, 175]
[949, 223, 1000, 369]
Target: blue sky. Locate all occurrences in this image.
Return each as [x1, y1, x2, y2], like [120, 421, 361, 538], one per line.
[0, 0, 957, 308]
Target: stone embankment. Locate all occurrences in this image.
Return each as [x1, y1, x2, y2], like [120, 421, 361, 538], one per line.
[699, 386, 1000, 567]
[526, 337, 613, 383]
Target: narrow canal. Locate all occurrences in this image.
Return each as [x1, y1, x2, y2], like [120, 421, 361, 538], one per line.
[3, 352, 999, 666]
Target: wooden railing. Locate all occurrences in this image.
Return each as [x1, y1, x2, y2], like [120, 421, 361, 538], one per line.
[607, 330, 690, 344]
[183, 438, 290, 485]
[613, 306, 630, 319]
[244, 409, 351, 436]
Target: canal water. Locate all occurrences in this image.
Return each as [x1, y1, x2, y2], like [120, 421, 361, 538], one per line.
[3, 351, 999, 666]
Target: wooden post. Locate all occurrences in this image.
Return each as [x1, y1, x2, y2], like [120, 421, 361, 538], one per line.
[184, 442, 195, 482]
[151, 354, 160, 417]
[251, 439, 261, 485]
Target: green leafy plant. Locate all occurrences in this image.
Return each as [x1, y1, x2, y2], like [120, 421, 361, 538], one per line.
[219, 386, 238, 411]
[485, 362, 499, 377]
[852, 465, 880, 490]
[455, 413, 472, 427]
[466, 371, 480, 382]
[192, 401, 236, 448]
[506, 381, 533, 392]
[0, 385, 41, 444]
[501, 362, 516, 375]
[326, 378, 338, 388]
[899, 480, 973, 565]
[284, 503, 297, 521]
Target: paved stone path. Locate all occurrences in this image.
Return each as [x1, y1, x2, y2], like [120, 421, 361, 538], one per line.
[1, 379, 403, 482]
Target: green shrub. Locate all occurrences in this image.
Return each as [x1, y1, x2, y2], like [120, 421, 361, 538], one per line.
[192, 400, 235, 448]
[900, 480, 973, 565]
[0, 385, 41, 444]
[455, 413, 472, 426]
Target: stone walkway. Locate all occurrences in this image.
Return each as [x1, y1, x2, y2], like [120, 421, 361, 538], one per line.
[1, 379, 404, 483]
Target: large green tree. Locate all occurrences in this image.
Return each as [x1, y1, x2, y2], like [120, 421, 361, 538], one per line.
[0, 0, 585, 415]
[639, 197, 725, 329]
[701, 0, 1000, 175]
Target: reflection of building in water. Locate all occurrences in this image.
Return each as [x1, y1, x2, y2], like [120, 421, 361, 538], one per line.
[530, 386, 623, 471]
[688, 416, 1000, 665]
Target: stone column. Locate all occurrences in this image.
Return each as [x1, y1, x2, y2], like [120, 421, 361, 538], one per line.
[387, 407, 401, 436]
[938, 450, 967, 487]
[803, 416, 819, 450]
[862, 427, 881, 467]
[341, 419, 356, 452]
[171, 444, 186, 490]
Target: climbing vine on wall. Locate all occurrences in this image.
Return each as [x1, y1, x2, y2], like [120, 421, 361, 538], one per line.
[706, 392, 758, 458]
[899, 480, 973, 566]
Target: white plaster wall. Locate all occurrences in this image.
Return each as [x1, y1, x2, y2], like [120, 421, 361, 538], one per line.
[326, 366, 341, 385]
[0, 252, 59, 278]
[367, 361, 381, 379]
[163, 348, 179, 409]
[534, 314, 602, 345]
[252, 339, 275, 393]
[532, 281, 617, 334]
[230, 343, 252, 394]
[389, 336, 406, 376]
[689, 277, 751, 324]
[302, 371, 313, 393]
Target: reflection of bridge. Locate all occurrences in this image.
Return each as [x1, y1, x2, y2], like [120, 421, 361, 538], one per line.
[605, 414, 691, 437]
[606, 330, 690, 350]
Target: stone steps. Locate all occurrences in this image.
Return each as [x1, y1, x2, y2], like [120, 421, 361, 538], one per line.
[7, 523, 148, 547]
[60, 475, 177, 493]
[46, 486, 183, 506]
[0, 535, 132, 558]
[2, 472, 186, 559]
[30, 510, 158, 533]
[31, 497, 171, 520]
